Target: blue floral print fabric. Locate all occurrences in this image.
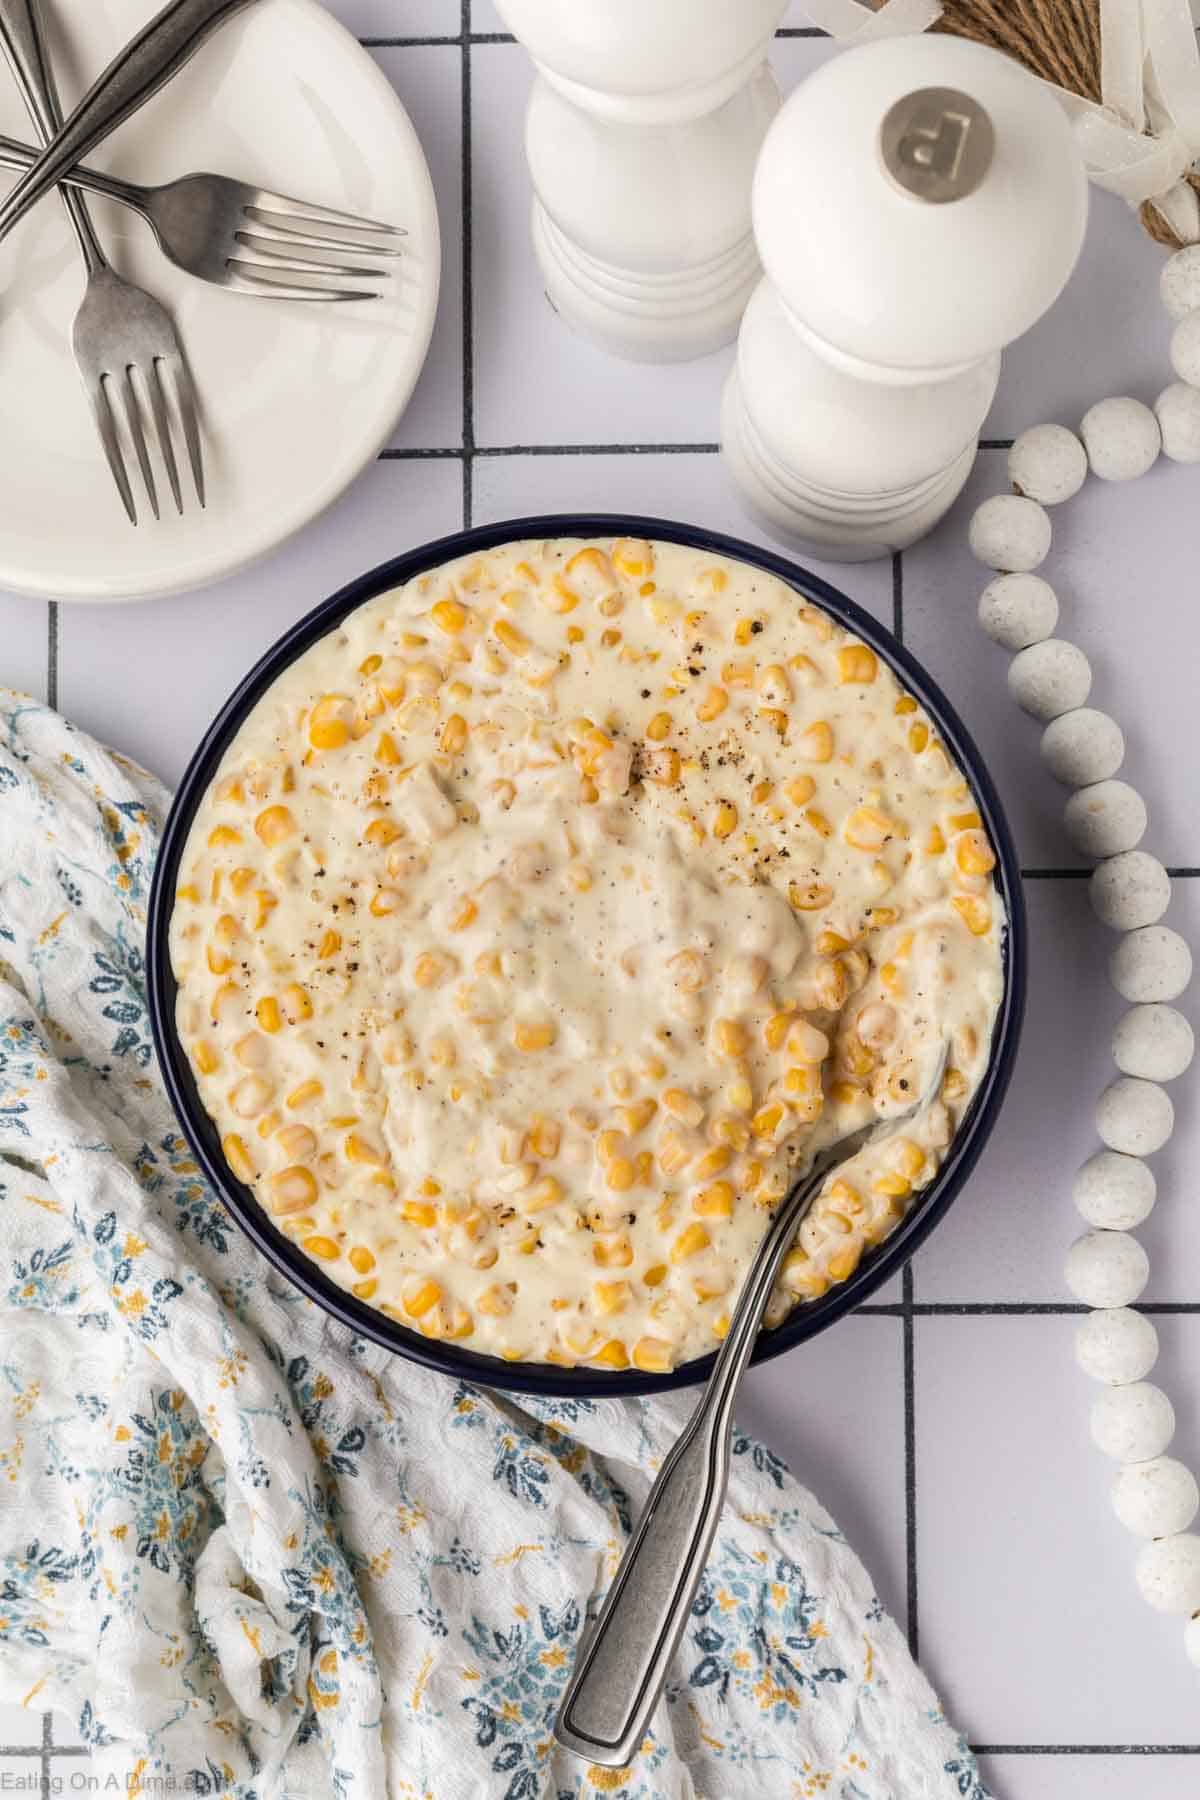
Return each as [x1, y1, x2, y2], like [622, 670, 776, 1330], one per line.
[0, 696, 989, 1799]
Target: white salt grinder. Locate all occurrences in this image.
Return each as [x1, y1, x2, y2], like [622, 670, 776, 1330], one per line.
[492, 0, 788, 363]
[722, 34, 1089, 561]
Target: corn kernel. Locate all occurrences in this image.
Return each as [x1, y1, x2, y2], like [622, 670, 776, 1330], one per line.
[477, 1283, 515, 1318]
[440, 713, 469, 756]
[696, 685, 728, 723]
[303, 1235, 341, 1261]
[402, 1200, 437, 1228]
[827, 1240, 864, 1282]
[527, 1118, 560, 1160]
[632, 1336, 672, 1373]
[513, 1018, 557, 1053]
[308, 695, 353, 752]
[837, 644, 878, 684]
[413, 951, 453, 989]
[352, 1279, 378, 1300]
[843, 806, 896, 852]
[593, 1235, 633, 1268]
[662, 1088, 704, 1128]
[281, 983, 312, 1023]
[271, 1164, 318, 1211]
[256, 996, 282, 1034]
[525, 1176, 562, 1213]
[448, 896, 478, 932]
[606, 1157, 636, 1192]
[752, 1103, 784, 1140]
[713, 1018, 747, 1059]
[589, 1339, 630, 1370]
[712, 800, 738, 840]
[951, 893, 992, 936]
[223, 1133, 254, 1183]
[644, 746, 680, 786]
[789, 880, 833, 912]
[643, 1263, 668, 1288]
[785, 775, 816, 807]
[694, 1181, 735, 1218]
[345, 1133, 385, 1166]
[798, 720, 834, 762]
[431, 598, 470, 635]
[193, 1040, 220, 1075]
[618, 1098, 658, 1135]
[694, 1145, 732, 1180]
[671, 1223, 711, 1263]
[403, 1280, 442, 1319]
[955, 830, 996, 876]
[594, 1280, 631, 1315]
[254, 805, 295, 846]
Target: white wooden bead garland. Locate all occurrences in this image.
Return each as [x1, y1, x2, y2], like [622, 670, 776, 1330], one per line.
[973, 243, 1200, 1661]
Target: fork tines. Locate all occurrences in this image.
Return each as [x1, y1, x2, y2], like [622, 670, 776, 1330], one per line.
[90, 354, 204, 526]
[228, 196, 406, 302]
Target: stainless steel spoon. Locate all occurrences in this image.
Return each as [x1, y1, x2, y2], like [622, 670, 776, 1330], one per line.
[554, 1041, 950, 1768]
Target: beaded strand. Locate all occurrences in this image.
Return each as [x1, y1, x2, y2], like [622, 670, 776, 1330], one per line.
[969, 243, 1200, 1663]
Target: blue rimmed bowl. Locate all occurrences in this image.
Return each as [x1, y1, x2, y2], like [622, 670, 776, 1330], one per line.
[147, 514, 1026, 1396]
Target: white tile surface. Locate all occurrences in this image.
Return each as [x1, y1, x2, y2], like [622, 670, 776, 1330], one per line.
[979, 1756, 1200, 1799]
[0, 594, 49, 702]
[917, 1315, 1200, 1750]
[372, 45, 464, 449]
[330, 0, 461, 38]
[740, 1315, 908, 1625]
[0, 1702, 41, 1748]
[57, 458, 462, 788]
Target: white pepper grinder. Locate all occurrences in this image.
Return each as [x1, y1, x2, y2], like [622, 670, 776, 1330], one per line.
[492, 0, 788, 362]
[722, 34, 1089, 561]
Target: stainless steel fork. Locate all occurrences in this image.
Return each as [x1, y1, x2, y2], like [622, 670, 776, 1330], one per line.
[0, 0, 202, 523]
[0, 134, 405, 300]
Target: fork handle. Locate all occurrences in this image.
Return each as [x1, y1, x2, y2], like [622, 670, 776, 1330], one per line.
[0, 129, 145, 207]
[554, 1155, 829, 1768]
[0, 0, 106, 271]
[0, 0, 257, 243]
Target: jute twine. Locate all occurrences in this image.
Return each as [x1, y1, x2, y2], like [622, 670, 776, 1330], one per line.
[928, 0, 1200, 247]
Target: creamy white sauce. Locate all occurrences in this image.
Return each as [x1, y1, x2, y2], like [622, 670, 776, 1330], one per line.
[170, 538, 1005, 1371]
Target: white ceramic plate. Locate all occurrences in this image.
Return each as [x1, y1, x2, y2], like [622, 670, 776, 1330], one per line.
[0, 0, 439, 602]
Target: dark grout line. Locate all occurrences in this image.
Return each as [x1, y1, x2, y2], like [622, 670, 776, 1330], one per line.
[377, 447, 462, 460]
[40, 1712, 51, 1793]
[471, 31, 516, 43]
[1022, 867, 1200, 880]
[0, 1743, 42, 1755]
[868, 1301, 1200, 1316]
[975, 1745, 1200, 1755]
[478, 442, 722, 457]
[461, 2, 475, 529]
[360, 34, 463, 46]
[902, 1262, 918, 1664]
[46, 602, 58, 711]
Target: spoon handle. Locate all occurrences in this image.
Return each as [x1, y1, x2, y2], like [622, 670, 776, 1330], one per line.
[554, 1156, 827, 1768]
[0, 0, 256, 243]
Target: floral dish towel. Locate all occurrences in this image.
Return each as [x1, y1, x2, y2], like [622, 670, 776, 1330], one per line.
[0, 695, 989, 1799]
